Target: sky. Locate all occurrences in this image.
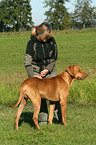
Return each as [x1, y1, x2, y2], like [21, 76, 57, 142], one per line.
[30, 0, 96, 26]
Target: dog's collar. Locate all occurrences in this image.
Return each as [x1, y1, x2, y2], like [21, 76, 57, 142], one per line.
[65, 70, 74, 78]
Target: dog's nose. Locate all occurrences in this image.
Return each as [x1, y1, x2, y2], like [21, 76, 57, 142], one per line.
[85, 74, 88, 78]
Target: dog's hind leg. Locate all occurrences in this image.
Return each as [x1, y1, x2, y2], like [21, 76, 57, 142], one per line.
[30, 94, 41, 130]
[33, 103, 41, 129]
[15, 97, 27, 130]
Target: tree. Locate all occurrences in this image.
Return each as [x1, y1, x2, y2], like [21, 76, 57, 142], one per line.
[0, 0, 33, 32]
[72, 0, 96, 29]
[43, 0, 70, 30]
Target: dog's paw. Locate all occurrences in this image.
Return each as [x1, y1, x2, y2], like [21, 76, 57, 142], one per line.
[48, 121, 52, 125]
[62, 121, 67, 126]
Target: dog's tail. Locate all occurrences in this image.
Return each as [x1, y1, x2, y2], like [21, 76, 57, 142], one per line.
[9, 88, 23, 108]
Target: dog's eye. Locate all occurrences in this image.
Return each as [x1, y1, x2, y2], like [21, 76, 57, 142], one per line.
[78, 69, 81, 72]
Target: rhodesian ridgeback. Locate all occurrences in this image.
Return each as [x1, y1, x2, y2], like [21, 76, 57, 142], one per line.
[10, 65, 88, 130]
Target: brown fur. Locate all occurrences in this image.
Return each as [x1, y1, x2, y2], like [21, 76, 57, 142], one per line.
[10, 65, 88, 130]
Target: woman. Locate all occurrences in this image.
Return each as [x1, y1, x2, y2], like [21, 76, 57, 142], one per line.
[24, 22, 62, 125]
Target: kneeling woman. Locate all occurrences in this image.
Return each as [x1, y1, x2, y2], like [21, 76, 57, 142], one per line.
[24, 22, 62, 124]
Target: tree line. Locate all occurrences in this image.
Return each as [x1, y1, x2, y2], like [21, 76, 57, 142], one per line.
[0, 0, 33, 32]
[0, 0, 96, 32]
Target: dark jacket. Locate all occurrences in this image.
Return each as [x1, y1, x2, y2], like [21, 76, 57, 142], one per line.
[24, 36, 58, 77]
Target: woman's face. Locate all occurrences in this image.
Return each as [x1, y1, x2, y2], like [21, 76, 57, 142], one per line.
[39, 35, 50, 42]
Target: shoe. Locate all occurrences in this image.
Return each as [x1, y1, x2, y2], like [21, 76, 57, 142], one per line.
[39, 122, 47, 125]
[38, 112, 48, 125]
[54, 109, 62, 123]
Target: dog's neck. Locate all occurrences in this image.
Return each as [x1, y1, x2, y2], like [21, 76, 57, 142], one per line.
[60, 70, 75, 86]
[65, 70, 74, 79]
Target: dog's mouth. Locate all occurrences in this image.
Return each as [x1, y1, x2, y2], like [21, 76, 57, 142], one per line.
[77, 77, 84, 80]
[77, 74, 88, 80]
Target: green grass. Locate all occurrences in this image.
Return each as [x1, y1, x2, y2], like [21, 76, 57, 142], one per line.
[0, 35, 28, 73]
[0, 104, 96, 145]
[56, 32, 96, 72]
[0, 29, 96, 144]
[0, 30, 96, 105]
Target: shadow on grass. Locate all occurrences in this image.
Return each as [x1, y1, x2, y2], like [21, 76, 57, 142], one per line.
[18, 112, 62, 129]
[19, 112, 35, 128]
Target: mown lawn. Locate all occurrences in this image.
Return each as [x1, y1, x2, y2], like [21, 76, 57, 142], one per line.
[0, 30, 96, 105]
[0, 104, 96, 145]
[0, 29, 96, 144]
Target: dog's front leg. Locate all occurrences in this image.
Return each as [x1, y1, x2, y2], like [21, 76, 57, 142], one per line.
[48, 104, 55, 124]
[60, 100, 67, 126]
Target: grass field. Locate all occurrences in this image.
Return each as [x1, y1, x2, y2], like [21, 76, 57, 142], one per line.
[0, 29, 96, 105]
[0, 104, 96, 145]
[0, 29, 96, 144]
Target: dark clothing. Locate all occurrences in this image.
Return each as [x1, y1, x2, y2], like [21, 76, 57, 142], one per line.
[24, 36, 58, 77]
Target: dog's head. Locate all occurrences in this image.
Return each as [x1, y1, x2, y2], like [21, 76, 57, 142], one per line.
[66, 65, 88, 80]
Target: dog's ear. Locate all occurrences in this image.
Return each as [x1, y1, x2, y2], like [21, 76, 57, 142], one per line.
[66, 65, 75, 77]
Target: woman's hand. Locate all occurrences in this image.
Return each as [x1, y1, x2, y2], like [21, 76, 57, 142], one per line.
[33, 69, 49, 79]
[33, 75, 42, 79]
[40, 69, 49, 77]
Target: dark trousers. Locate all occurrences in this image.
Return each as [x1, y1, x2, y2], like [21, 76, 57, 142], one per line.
[38, 99, 62, 123]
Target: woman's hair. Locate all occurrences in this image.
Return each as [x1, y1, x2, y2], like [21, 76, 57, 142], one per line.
[31, 22, 53, 38]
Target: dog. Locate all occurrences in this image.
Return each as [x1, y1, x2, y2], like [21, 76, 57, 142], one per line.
[10, 65, 88, 130]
